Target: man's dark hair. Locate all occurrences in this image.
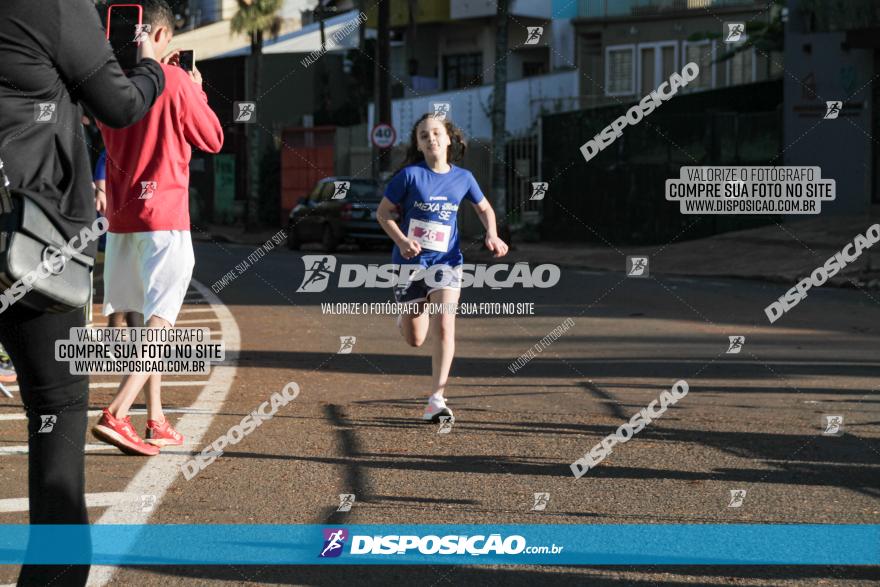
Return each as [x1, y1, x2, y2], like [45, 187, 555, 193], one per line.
[107, 0, 177, 31]
[110, 0, 174, 29]
[143, 0, 175, 29]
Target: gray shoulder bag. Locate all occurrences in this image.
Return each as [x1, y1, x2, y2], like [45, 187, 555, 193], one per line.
[0, 156, 95, 313]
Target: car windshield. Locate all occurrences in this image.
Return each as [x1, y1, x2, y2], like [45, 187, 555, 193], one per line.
[343, 180, 382, 202]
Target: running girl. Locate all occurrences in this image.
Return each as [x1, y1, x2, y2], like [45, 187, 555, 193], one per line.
[376, 113, 508, 422]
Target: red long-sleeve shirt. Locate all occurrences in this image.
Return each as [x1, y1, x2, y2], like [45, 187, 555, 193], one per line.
[99, 63, 223, 233]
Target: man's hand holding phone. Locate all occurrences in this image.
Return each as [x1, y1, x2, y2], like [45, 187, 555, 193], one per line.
[161, 49, 180, 67]
[162, 50, 201, 84]
[187, 65, 202, 85]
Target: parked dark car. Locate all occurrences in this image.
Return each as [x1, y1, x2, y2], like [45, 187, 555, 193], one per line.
[287, 177, 397, 252]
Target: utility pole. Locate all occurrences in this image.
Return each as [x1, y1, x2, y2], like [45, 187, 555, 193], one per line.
[375, 0, 392, 178]
[317, 2, 326, 46]
[491, 0, 509, 238]
[314, 1, 334, 121]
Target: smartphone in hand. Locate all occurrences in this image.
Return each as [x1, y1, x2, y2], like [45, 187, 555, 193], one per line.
[178, 50, 195, 72]
[106, 4, 144, 71]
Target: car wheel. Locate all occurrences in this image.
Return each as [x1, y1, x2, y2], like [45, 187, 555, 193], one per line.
[286, 225, 300, 250]
[322, 224, 338, 252]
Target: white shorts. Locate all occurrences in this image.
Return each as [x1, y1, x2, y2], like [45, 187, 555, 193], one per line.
[103, 231, 195, 325]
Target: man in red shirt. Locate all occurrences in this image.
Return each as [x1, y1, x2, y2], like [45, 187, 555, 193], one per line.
[93, 0, 223, 456]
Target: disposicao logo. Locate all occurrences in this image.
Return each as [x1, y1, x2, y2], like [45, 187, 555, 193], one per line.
[319, 528, 348, 558]
[296, 256, 560, 292]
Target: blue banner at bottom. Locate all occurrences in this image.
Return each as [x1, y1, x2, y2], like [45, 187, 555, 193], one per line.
[0, 525, 877, 565]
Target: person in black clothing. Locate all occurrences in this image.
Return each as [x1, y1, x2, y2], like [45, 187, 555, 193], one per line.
[0, 1, 165, 585]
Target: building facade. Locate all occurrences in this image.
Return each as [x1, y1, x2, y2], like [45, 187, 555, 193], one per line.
[783, 0, 879, 213]
[556, 0, 781, 108]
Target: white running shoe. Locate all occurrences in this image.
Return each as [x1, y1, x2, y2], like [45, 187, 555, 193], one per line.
[422, 395, 453, 422]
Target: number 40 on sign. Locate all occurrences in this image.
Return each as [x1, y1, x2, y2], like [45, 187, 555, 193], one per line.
[371, 123, 396, 149]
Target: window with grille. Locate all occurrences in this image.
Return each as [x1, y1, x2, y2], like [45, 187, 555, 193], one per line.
[442, 53, 483, 90]
[727, 43, 755, 85]
[605, 45, 635, 95]
[683, 40, 714, 91]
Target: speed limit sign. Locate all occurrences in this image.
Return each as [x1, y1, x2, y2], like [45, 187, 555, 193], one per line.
[371, 123, 396, 149]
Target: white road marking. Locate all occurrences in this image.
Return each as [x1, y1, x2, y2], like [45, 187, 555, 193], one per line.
[173, 318, 220, 325]
[87, 278, 239, 587]
[0, 380, 209, 395]
[177, 308, 215, 314]
[0, 492, 138, 513]
[0, 443, 118, 455]
[0, 406, 217, 423]
[0, 443, 216, 457]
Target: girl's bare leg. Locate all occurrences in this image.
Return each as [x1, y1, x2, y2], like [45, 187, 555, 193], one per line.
[107, 315, 170, 419]
[146, 371, 164, 423]
[398, 299, 429, 347]
[427, 287, 460, 401]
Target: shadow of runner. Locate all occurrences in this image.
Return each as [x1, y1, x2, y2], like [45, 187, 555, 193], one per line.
[212, 425, 878, 496]
[321, 404, 372, 525]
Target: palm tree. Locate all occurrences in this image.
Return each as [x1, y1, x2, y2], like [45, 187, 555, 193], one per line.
[231, 0, 283, 229]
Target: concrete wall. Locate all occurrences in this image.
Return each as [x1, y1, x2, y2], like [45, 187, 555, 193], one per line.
[399, 16, 552, 91]
[368, 70, 580, 143]
[451, 0, 552, 19]
[783, 0, 875, 214]
[190, 0, 313, 26]
[551, 19, 576, 71]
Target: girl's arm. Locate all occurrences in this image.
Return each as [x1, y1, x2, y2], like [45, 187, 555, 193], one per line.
[377, 197, 421, 259]
[472, 199, 509, 258]
[95, 179, 107, 215]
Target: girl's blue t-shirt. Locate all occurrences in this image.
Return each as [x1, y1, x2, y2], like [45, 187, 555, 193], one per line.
[93, 150, 107, 182]
[384, 161, 485, 267]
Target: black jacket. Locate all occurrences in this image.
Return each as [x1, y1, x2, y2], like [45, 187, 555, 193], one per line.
[0, 0, 164, 254]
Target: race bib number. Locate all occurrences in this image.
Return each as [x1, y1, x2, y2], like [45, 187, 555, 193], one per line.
[407, 218, 451, 253]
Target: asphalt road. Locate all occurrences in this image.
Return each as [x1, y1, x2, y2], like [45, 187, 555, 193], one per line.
[1, 240, 878, 586]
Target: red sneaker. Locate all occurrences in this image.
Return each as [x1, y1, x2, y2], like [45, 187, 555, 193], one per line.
[145, 418, 184, 447]
[92, 409, 159, 456]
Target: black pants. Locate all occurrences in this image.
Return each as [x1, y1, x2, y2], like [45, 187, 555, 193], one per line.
[0, 304, 91, 586]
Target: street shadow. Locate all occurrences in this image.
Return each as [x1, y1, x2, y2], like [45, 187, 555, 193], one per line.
[215, 405, 879, 497]
[215, 446, 879, 497]
[230, 349, 880, 381]
[119, 564, 880, 585]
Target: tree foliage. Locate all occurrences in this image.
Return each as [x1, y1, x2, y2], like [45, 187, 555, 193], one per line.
[230, 0, 284, 39]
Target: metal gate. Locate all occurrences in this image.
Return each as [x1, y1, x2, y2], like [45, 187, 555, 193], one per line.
[505, 128, 542, 228]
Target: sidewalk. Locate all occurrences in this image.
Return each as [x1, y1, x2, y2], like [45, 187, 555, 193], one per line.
[195, 214, 880, 288]
[471, 214, 880, 288]
[191, 223, 284, 247]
